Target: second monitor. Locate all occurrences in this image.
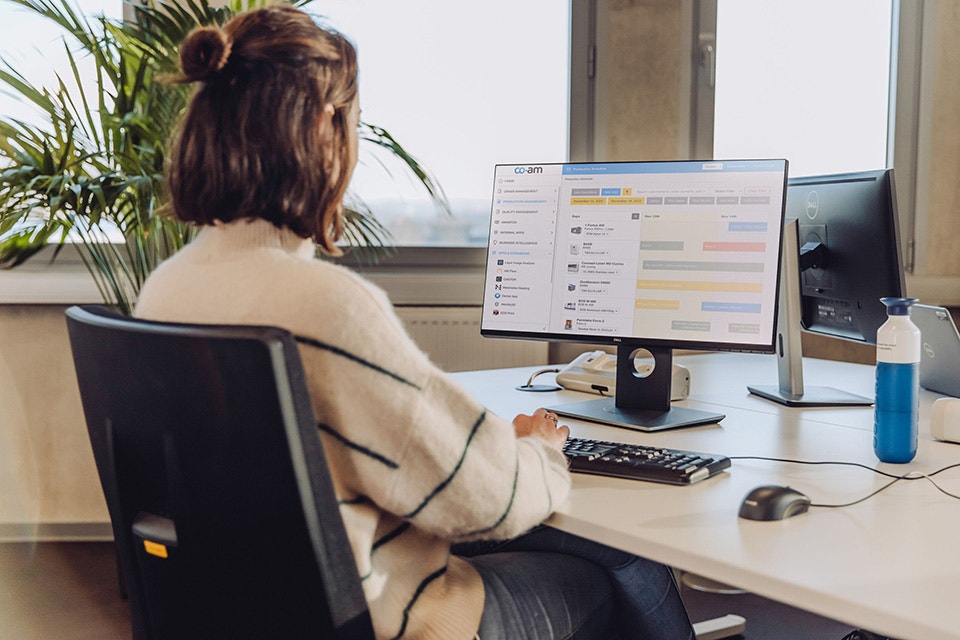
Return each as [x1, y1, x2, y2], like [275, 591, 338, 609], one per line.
[481, 159, 789, 431]
[747, 168, 906, 406]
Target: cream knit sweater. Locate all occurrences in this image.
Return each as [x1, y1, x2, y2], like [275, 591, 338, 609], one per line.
[134, 219, 572, 640]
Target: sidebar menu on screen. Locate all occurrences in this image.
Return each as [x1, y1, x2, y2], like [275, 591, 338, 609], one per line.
[483, 165, 563, 331]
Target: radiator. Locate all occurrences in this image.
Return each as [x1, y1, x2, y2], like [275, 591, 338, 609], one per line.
[396, 306, 548, 372]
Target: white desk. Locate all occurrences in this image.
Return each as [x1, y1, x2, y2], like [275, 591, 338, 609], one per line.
[451, 353, 960, 640]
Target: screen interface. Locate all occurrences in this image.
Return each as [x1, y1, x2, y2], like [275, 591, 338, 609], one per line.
[481, 159, 788, 351]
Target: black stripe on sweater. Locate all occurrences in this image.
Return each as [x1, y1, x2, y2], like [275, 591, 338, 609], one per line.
[372, 522, 411, 552]
[389, 566, 448, 640]
[318, 423, 399, 469]
[402, 410, 487, 520]
[295, 335, 421, 390]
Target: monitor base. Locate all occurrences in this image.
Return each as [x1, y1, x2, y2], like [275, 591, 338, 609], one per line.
[747, 384, 873, 407]
[549, 398, 724, 432]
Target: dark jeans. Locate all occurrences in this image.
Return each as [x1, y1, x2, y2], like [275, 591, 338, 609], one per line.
[455, 525, 695, 640]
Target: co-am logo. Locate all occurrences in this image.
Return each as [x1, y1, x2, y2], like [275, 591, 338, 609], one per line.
[514, 166, 544, 175]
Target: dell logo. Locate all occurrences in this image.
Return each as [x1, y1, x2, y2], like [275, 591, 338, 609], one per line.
[514, 166, 544, 175]
[805, 190, 820, 220]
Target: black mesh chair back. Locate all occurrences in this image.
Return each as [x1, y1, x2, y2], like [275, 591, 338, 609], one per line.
[65, 305, 373, 640]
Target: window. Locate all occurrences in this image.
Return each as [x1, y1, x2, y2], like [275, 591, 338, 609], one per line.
[1, 1, 571, 250]
[309, 0, 571, 247]
[712, 0, 894, 177]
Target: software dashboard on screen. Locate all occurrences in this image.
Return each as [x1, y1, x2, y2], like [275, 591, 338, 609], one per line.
[481, 159, 788, 354]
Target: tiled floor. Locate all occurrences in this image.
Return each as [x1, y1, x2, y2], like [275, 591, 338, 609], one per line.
[0, 541, 862, 640]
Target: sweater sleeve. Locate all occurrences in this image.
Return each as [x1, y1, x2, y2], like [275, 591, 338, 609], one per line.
[387, 372, 573, 542]
[297, 271, 571, 542]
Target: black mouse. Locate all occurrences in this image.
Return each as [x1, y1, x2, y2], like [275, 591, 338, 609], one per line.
[738, 485, 811, 521]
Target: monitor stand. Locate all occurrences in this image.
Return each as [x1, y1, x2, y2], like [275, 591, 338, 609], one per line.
[747, 219, 873, 407]
[549, 344, 725, 432]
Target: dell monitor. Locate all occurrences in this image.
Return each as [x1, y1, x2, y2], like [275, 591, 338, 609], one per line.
[747, 169, 906, 406]
[481, 159, 789, 431]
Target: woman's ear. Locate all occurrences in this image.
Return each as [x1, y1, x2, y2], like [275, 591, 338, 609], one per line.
[317, 103, 337, 136]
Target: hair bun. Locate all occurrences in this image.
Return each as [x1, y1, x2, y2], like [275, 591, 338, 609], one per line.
[179, 26, 233, 81]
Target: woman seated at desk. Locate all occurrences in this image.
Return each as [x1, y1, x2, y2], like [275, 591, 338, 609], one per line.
[135, 5, 698, 639]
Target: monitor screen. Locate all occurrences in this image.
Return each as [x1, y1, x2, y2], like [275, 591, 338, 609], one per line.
[480, 159, 789, 431]
[481, 159, 789, 353]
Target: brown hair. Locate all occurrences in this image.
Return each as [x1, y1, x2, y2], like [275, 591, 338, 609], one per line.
[165, 5, 358, 253]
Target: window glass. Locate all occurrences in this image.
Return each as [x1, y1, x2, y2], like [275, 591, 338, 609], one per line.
[0, 0, 124, 244]
[713, 0, 892, 177]
[309, 0, 570, 246]
[0, 0, 121, 126]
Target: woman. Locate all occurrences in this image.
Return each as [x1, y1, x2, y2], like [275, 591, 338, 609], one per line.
[136, 5, 694, 639]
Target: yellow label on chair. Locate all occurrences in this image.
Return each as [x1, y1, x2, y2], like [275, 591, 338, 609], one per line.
[143, 540, 168, 558]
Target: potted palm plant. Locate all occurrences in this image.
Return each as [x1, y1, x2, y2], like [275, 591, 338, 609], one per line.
[0, 0, 447, 315]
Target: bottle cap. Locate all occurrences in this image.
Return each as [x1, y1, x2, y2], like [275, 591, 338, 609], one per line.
[880, 297, 918, 316]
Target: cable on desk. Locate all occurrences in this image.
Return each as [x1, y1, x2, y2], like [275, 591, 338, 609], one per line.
[729, 456, 960, 508]
[515, 368, 562, 392]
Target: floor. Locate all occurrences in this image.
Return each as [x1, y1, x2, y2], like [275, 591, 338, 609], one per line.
[0, 542, 129, 640]
[0, 541, 865, 640]
[681, 577, 855, 639]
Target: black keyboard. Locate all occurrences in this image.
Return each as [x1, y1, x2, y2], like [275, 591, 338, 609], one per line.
[562, 437, 731, 485]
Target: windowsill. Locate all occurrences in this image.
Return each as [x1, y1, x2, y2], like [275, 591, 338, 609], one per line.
[0, 269, 104, 304]
[5, 245, 956, 307]
[0, 245, 101, 304]
[0, 244, 488, 306]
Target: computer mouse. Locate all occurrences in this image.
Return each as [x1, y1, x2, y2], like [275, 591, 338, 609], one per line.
[738, 485, 811, 521]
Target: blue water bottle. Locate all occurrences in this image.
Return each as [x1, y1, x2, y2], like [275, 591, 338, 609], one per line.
[874, 297, 921, 463]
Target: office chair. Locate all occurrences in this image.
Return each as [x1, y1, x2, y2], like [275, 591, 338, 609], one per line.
[65, 305, 374, 640]
[66, 304, 743, 640]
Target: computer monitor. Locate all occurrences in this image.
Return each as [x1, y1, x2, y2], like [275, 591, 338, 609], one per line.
[481, 159, 789, 431]
[747, 169, 906, 406]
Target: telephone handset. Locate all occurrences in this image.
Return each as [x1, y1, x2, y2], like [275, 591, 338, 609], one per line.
[556, 349, 690, 400]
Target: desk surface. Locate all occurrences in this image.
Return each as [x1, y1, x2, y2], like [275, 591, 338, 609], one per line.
[451, 352, 960, 640]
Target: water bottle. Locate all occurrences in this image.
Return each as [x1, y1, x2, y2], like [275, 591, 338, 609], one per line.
[874, 297, 921, 463]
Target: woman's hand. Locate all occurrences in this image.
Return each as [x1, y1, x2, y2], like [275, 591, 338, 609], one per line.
[513, 408, 570, 451]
